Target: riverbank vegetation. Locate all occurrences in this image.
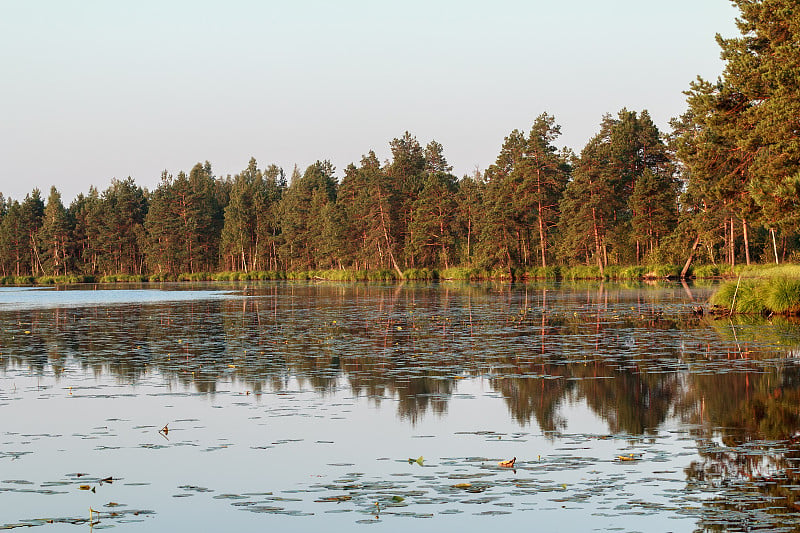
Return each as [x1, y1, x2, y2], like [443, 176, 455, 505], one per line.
[710, 276, 800, 315]
[0, 264, 689, 285]
[0, 0, 797, 281]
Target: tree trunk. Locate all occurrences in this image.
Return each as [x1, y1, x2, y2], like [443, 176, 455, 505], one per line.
[729, 217, 735, 272]
[376, 190, 404, 279]
[771, 228, 779, 264]
[466, 214, 471, 264]
[537, 212, 547, 268]
[681, 235, 701, 279]
[742, 218, 750, 266]
[439, 213, 449, 269]
[591, 208, 604, 275]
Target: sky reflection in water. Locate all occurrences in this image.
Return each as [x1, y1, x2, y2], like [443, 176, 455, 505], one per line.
[2, 281, 800, 531]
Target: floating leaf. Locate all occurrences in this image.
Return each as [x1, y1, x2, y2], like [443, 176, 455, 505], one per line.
[498, 457, 516, 468]
[316, 495, 352, 503]
[391, 495, 405, 502]
[407, 456, 424, 466]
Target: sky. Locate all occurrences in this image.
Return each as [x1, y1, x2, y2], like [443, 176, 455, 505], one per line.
[0, 1, 741, 204]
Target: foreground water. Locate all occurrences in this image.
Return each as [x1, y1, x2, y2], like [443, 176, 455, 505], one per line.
[2, 281, 800, 532]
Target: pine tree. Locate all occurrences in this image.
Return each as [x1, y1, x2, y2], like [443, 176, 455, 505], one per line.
[557, 139, 614, 270]
[675, 0, 800, 265]
[453, 170, 484, 266]
[387, 132, 427, 267]
[69, 188, 103, 275]
[559, 110, 673, 267]
[0, 200, 26, 276]
[20, 190, 45, 276]
[279, 161, 337, 270]
[518, 113, 569, 267]
[38, 187, 73, 276]
[101, 178, 148, 274]
[254, 164, 285, 271]
[479, 130, 527, 268]
[144, 172, 184, 274]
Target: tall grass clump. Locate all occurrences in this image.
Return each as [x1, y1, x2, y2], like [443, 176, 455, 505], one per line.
[36, 274, 95, 284]
[601, 265, 623, 280]
[177, 272, 213, 282]
[742, 263, 800, 279]
[692, 264, 721, 278]
[643, 264, 680, 278]
[402, 268, 438, 281]
[371, 269, 398, 281]
[519, 266, 560, 280]
[1, 275, 36, 285]
[439, 267, 482, 280]
[100, 274, 148, 283]
[617, 266, 646, 280]
[710, 279, 766, 314]
[764, 277, 800, 314]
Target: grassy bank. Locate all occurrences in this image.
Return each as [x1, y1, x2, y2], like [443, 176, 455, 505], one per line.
[0, 264, 692, 286]
[710, 277, 800, 315]
[692, 263, 800, 279]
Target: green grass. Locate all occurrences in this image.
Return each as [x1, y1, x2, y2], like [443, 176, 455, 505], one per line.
[0, 275, 37, 285]
[99, 274, 148, 283]
[439, 267, 470, 280]
[517, 266, 561, 280]
[402, 268, 438, 281]
[36, 275, 96, 284]
[764, 277, 800, 314]
[645, 264, 681, 278]
[10, 261, 782, 287]
[691, 264, 722, 278]
[710, 277, 800, 315]
[735, 263, 800, 279]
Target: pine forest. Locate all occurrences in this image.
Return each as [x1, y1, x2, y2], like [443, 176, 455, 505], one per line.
[1, 1, 798, 281]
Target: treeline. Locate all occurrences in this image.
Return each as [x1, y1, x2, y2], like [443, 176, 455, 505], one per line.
[0, 0, 797, 279]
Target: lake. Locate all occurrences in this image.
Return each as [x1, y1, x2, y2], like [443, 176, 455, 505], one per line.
[2, 281, 800, 531]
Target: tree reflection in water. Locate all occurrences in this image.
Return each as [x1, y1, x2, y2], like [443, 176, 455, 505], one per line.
[3, 281, 800, 527]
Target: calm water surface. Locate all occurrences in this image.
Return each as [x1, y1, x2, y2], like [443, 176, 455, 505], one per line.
[2, 281, 800, 532]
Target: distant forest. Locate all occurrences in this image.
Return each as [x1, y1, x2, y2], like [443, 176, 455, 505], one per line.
[1, 0, 797, 278]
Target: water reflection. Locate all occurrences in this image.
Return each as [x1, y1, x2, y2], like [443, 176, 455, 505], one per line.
[4, 281, 800, 529]
[3, 282, 799, 431]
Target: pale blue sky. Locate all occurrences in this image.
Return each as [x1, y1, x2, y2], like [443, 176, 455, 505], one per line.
[1, 1, 740, 203]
